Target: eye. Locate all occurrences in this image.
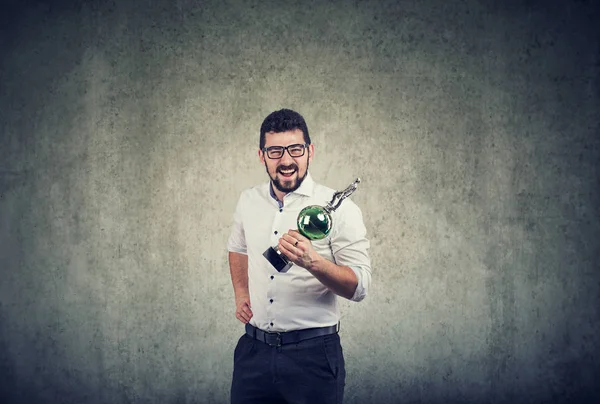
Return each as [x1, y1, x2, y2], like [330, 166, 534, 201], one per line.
[267, 147, 284, 157]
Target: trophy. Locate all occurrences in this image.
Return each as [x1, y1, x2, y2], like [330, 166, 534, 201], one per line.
[263, 178, 361, 272]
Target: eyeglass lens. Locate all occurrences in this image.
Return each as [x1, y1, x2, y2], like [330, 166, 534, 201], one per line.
[267, 144, 305, 158]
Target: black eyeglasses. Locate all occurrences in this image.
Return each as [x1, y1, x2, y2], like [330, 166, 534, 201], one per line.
[262, 143, 309, 159]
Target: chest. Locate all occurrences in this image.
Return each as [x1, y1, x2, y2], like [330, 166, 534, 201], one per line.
[243, 199, 334, 259]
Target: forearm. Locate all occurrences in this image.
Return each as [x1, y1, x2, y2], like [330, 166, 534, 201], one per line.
[229, 252, 249, 299]
[307, 258, 358, 300]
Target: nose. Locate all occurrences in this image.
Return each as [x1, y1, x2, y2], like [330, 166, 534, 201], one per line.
[279, 148, 295, 164]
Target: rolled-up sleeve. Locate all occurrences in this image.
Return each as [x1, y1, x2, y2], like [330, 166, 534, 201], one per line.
[227, 193, 247, 255]
[330, 200, 372, 302]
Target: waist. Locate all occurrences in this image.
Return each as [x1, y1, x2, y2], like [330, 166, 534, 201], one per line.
[245, 323, 339, 347]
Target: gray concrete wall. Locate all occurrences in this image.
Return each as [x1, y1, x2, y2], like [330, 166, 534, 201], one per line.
[1, 0, 598, 403]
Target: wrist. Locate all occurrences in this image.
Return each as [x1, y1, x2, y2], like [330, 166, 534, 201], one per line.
[235, 291, 250, 301]
[307, 254, 327, 273]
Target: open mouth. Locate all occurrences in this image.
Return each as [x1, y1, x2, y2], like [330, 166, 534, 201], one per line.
[278, 167, 297, 178]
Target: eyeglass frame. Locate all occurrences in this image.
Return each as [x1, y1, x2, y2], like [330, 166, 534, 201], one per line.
[261, 143, 310, 159]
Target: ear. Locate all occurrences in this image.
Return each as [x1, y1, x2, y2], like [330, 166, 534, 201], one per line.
[258, 148, 266, 164]
[307, 143, 315, 164]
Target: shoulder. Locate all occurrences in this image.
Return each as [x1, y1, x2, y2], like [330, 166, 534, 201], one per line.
[311, 181, 336, 202]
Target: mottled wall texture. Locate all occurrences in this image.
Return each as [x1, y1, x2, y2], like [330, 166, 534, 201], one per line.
[1, 0, 599, 403]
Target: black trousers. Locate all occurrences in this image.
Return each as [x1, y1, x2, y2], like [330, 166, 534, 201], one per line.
[230, 332, 346, 404]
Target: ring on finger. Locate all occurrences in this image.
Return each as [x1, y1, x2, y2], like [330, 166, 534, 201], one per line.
[294, 240, 299, 247]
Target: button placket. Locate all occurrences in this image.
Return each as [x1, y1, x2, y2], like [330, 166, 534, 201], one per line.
[271, 205, 283, 245]
[266, 268, 276, 327]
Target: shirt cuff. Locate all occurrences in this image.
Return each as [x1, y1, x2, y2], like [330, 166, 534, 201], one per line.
[349, 265, 370, 302]
[226, 245, 247, 255]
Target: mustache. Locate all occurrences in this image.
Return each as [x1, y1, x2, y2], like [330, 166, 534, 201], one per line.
[277, 164, 298, 173]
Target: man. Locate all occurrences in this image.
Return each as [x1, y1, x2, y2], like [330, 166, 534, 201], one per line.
[227, 109, 371, 404]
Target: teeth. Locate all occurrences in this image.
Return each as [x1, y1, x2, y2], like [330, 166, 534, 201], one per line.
[280, 169, 295, 174]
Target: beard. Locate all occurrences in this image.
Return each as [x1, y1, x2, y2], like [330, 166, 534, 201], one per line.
[265, 160, 309, 194]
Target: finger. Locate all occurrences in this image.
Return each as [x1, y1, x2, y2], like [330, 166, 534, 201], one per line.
[288, 229, 308, 241]
[281, 237, 302, 255]
[237, 309, 252, 323]
[239, 301, 253, 315]
[236, 312, 248, 323]
[278, 241, 295, 259]
[281, 233, 297, 244]
[284, 237, 305, 254]
[279, 237, 295, 250]
[242, 305, 253, 318]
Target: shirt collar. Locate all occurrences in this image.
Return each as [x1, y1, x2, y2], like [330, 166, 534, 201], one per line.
[269, 170, 315, 201]
[293, 171, 314, 197]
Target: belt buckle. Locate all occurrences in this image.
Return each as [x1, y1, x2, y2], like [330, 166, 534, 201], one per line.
[265, 331, 282, 347]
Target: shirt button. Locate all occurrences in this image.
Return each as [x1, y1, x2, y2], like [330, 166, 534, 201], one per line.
[279, 208, 283, 212]
[270, 322, 274, 326]
[274, 231, 278, 235]
[270, 276, 274, 280]
[269, 299, 273, 303]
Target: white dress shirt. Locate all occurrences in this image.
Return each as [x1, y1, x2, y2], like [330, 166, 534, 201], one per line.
[227, 172, 371, 332]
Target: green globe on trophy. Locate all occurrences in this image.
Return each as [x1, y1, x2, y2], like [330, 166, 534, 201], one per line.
[263, 178, 361, 272]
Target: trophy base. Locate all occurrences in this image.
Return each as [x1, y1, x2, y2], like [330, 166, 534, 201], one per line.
[263, 246, 293, 273]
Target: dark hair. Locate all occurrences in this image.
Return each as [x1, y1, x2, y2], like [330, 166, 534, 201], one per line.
[259, 109, 311, 149]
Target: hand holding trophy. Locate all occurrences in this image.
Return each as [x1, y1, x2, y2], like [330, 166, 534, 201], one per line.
[263, 178, 361, 272]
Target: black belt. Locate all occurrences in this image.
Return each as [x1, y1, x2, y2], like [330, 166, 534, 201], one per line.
[245, 323, 339, 347]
